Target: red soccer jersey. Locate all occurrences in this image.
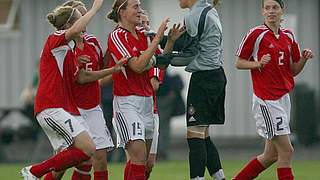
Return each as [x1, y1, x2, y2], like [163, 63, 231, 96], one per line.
[149, 67, 165, 114]
[108, 27, 160, 96]
[72, 35, 103, 109]
[34, 30, 80, 115]
[236, 24, 301, 100]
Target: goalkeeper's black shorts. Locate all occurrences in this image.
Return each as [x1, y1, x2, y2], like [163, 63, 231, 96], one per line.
[186, 67, 227, 127]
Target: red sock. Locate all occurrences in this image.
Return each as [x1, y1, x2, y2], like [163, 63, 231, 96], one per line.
[277, 167, 294, 180]
[233, 158, 266, 180]
[30, 146, 90, 178]
[43, 172, 55, 180]
[129, 163, 146, 180]
[124, 161, 131, 180]
[94, 170, 108, 180]
[72, 163, 92, 180]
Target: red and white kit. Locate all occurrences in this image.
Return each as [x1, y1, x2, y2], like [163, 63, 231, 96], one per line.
[72, 33, 114, 150]
[35, 31, 88, 151]
[108, 27, 161, 147]
[236, 24, 301, 139]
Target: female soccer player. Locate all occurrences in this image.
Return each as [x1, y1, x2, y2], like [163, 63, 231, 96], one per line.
[233, 0, 314, 179]
[106, 0, 183, 179]
[161, 0, 227, 179]
[20, 1, 124, 179]
[62, 1, 114, 180]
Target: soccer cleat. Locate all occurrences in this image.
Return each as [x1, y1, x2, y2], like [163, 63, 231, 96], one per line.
[20, 166, 39, 180]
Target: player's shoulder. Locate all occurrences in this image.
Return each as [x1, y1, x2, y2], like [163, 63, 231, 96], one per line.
[111, 27, 128, 37]
[83, 33, 98, 42]
[280, 28, 295, 41]
[248, 25, 269, 34]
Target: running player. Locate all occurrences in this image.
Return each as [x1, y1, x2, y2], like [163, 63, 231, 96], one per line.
[233, 0, 314, 179]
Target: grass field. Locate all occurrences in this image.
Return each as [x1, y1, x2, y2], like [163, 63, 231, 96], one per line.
[1, 160, 320, 179]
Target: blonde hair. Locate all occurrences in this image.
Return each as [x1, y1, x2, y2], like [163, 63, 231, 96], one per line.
[46, 6, 77, 30]
[106, 0, 129, 23]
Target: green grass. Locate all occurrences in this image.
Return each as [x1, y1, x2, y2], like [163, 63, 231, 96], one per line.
[2, 160, 320, 179]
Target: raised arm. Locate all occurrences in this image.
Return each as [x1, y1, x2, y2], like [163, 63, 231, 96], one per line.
[65, 0, 103, 40]
[127, 18, 169, 73]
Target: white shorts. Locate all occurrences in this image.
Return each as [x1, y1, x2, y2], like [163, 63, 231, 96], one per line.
[78, 105, 114, 151]
[253, 93, 291, 140]
[149, 113, 159, 154]
[36, 108, 88, 152]
[113, 95, 154, 148]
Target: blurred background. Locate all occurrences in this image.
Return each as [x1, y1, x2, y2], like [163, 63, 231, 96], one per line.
[0, 0, 319, 164]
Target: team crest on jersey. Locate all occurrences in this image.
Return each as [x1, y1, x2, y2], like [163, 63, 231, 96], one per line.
[188, 104, 195, 116]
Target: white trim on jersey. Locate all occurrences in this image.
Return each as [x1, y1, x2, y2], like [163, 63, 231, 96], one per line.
[51, 45, 69, 77]
[54, 30, 66, 36]
[252, 31, 269, 61]
[110, 30, 131, 58]
[236, 25, 268, 56]
[51, 40, 75, 77]
[87, 41, 102, 59]
[111, 53, 128, 79]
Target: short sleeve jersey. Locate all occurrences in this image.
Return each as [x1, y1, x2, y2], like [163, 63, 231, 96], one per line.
[149, 67, 165, 114]
[236, 24, 301, 100]
[72, 34, 103, 109]
[108, 27, 160, 96]
[34, 30, 80, 115]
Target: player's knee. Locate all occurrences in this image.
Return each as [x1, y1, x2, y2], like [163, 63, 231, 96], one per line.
[187, 126, 207, 139]
[127, 140, 146, 163]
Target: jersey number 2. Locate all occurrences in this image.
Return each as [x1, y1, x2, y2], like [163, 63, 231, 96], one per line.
[278, 51, 284, 65]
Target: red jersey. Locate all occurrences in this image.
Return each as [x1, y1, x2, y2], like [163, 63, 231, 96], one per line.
[149, 67, 165, 114]
[108, 27, 160, 96]
[34, 30, 80, 115]
[236, 24, 301, 100]
[72, 35, 103, 109]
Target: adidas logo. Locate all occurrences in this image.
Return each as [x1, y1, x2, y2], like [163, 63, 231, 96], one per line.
[133, 47, 138, 52]
[269, 44, 274, 48]
[188, 116, 196, 122]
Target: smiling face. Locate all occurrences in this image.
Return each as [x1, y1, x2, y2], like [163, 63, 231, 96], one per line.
[119, 0, 143, 26]
[262, 0, 284, 24]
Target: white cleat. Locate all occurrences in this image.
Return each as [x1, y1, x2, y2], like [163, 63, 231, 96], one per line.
[20, 166, 39, 180]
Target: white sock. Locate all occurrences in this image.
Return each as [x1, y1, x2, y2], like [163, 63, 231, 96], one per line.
[213, 169, 225, 180]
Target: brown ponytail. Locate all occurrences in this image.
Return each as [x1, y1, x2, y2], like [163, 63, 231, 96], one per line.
[106, 0, 128, 23]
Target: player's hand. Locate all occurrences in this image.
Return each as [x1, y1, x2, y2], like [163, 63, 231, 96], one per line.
[259, 54, 271, 68]
[77, 55, 90, 64]
[154, 17, 169, 43]
[113, 57, 127, 72]
[168, 23, 186, 42]
[301, 49, 314, 61]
